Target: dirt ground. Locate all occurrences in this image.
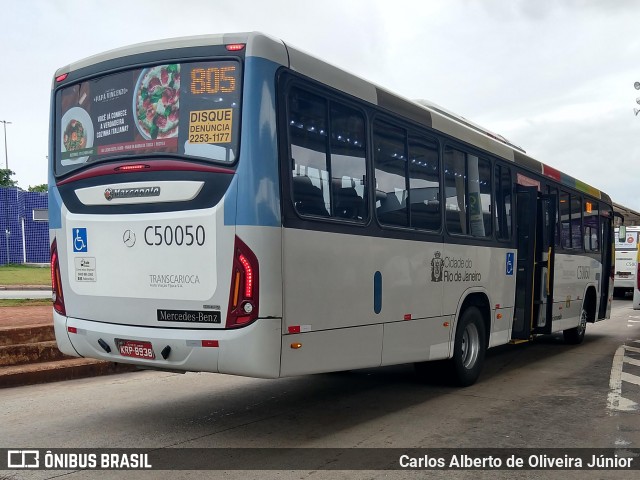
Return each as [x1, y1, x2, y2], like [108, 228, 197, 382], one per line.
[0, 306, 53, 328]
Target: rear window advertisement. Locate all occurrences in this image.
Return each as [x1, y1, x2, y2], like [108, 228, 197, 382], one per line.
[55, 60, 241, 174]
[616, 231, 638, 250]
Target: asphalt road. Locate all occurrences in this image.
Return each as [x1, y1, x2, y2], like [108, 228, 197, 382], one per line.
[1, 299, 639, 480]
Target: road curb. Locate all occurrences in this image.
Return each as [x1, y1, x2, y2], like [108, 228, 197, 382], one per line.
[0, 285, 51, 291]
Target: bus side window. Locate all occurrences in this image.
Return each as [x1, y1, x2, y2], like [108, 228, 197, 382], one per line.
[560, 191, 571, 248]
[495, 164, 512, 240]
[444, 147, 467, 235]
[571, 195, 583, 250]
[373, 120, 409, 227]
[443, 147, 491, 238]
[330, 103, 367, 221]
[547, 186, 560, 247]
[584, 200, 600, 251]
[409, 135, 441, 231]
[288, 88, 330, 217]
[474, 157, 492, 238]
[288, 87, 367, 221]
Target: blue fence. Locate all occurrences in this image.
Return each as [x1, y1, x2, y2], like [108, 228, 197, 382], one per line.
[0, 187, 49, 265]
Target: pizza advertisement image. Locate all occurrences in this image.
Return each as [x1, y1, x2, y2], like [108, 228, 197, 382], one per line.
[134, 64, 181, 140]
[54, 60, 242, 175]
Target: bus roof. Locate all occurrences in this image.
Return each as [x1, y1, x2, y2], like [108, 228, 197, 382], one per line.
[54, 31, 611, 205]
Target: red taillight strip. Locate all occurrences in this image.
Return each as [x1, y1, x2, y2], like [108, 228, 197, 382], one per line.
[238, 254, 253, 297]
[57, 160, 235, 186]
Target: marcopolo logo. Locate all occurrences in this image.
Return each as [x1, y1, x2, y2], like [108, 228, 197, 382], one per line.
[104, 186, 161, 201]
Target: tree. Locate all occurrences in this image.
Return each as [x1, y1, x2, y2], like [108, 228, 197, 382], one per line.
[0, 168, 17, 188]
[28, 184, 48, 192]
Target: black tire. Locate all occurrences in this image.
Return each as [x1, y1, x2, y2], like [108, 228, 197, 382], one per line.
[449, 306, 486, 387]
[563, 305, 587, 345]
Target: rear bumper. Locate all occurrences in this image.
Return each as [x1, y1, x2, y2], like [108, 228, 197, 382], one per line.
[614, 278, 634, 289]
[53, 311, 282, 378]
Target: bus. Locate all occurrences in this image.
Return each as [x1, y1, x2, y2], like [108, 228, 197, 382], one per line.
[49, 32, 614, 387]
[614, 225, 640, 297]
[634, 242, 640, 310]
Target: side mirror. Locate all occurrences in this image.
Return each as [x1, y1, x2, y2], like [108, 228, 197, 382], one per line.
[619, 225, 627, 242]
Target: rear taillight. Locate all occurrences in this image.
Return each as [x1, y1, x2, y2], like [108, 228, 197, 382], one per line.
[637, 263, 640, 290]
[50, 239, 66, 315]
[226, 236, 259, 328]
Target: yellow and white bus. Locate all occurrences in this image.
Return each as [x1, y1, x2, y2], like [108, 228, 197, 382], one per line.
[49, 32, 614, 387]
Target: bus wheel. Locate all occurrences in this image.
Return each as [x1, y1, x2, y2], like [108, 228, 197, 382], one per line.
[450, 306, 486, 387]
[563, 306, 587, 345]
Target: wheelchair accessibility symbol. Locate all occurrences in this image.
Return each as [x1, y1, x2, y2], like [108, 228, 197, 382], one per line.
[73, 228, 88, 253]
[506, 252, 514, 276]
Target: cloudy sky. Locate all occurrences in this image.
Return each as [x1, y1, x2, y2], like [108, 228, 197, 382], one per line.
[2, 0, 640, 210]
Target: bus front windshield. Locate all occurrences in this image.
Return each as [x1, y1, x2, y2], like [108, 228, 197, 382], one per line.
[54, 59, 242, 177]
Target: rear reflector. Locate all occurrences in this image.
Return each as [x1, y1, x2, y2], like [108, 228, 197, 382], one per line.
[287, 325, 311, 334]
[201, 340, 219, 348]
[68, 326, 77, 334]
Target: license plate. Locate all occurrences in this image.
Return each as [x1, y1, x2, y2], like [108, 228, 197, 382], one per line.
[116, 339, 155, 359]
[618, 273, 630, 278]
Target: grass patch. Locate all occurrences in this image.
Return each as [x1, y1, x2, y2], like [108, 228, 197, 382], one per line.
[0, 298, 51, 307]
[0, 264, 50, 286]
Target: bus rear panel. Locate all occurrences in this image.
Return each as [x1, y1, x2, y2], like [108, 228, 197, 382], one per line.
[614, 226, 640, 295]
[50, 35, 284, 378]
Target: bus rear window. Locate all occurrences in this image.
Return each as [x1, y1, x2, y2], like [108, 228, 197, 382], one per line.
[54, 60, 242, 176]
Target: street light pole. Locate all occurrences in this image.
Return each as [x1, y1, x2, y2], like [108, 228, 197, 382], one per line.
[0, 120, 11, 169]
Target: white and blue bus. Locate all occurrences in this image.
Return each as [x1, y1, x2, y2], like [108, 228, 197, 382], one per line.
[49, 32, 614, 386]
[614, 225, 640, 297]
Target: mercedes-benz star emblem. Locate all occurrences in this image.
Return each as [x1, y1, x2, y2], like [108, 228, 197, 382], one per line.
[123, 230, 136, 248]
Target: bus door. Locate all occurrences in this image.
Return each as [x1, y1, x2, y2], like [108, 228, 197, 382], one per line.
[512, 186, 556, 340]
[598, 213, 614, 319]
